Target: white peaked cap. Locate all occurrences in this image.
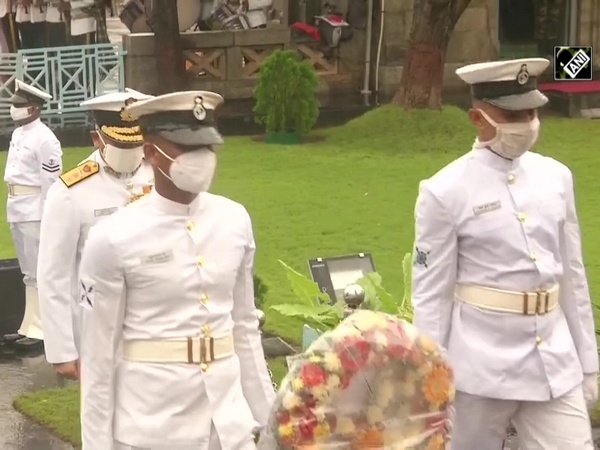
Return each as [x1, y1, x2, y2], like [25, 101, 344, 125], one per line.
[79, 89, 153, 111]
[10, 79, 52, 104]
[125, 91, 225, 147]
[455, 58, 550, 110]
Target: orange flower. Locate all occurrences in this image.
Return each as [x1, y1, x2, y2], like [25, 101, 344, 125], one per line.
[422, 364, 452, 407]
[353, 428, 384, 449]
[425, 433, 446, 450]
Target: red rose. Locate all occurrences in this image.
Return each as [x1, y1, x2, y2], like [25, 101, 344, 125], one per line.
[336, 337, 371, 372]
[298, 415, 318, 441]
[277, 410, 290, 424]
[300, 363, 327, 387]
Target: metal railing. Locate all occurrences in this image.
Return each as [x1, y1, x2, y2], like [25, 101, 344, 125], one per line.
[0, 42, 125, 124]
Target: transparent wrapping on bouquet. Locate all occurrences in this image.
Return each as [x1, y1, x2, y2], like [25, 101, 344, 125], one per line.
[258, 311, 455, 450]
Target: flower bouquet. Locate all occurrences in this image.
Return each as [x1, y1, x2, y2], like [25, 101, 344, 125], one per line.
[257, 310, 455, 449]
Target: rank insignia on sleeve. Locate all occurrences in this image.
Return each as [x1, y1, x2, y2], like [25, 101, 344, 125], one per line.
[414, 246, 430, 269]
[59, 161, 99, 188]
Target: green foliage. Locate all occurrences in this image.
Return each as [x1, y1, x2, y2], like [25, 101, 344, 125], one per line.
[270, 260, 345, 330]
[253, 49, 320, 135]
[253, 274, 269, 309]
[274, 253, 414, 333]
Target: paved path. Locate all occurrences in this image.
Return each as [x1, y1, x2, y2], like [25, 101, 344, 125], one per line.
[0, 348, 74, 450]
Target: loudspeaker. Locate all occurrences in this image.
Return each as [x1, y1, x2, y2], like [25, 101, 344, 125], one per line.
[0, 259, 24, 337]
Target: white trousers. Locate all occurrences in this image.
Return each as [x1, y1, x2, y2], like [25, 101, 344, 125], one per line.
[113, 423, 256, 450]
[9, 221, 43, 339]
[451, 386, 594, 450]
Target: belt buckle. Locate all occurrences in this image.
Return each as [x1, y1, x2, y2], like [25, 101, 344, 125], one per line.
[530, 289, 550, 315]
[7, 184, 14, 196]
[199, 335, 215, 371]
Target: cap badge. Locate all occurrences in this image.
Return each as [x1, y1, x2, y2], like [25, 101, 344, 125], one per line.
[517, 64, 529, 85]
[193, 96, 206, 121]
[120, 97, 137, 122]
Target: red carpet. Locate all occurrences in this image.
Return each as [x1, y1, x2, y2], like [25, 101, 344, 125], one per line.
[539, 80, 600, 94]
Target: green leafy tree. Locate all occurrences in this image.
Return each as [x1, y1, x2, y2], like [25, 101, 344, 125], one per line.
[253, 50, 319, 136]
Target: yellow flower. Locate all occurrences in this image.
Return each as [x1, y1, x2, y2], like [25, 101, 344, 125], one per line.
[314, 422, 331, 439]
[278, 423, 295, 438]
[351, 310, 388, 331]
[309, 354, 323, 364]
[336, 416, 355, 436]
[281, 391, 302, 410]
[326, 374, 341, 390]
[398, 380, 416, 398]
[323, 353, 342, 372]
[312, 384, 329, 401]
[291, 378, 305, 392]
[376, 381, 395, 408]
[366, 405, 384, 425]
[419, 335, 438, 355]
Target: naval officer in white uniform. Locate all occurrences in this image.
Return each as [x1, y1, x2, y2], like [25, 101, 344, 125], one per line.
[37, 89, 155, 380]
[412, 58, 598, 449]
[3, 79, 62, 349]
[78, 91, 276, 450]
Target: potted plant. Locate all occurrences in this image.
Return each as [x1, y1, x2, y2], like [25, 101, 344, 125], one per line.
[253, 49, 320, 144]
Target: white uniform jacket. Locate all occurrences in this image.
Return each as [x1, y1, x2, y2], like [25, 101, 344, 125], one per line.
[412, 145, 598, 401]
[4, 118, 63, 223]
[79, 190, 276, 450]
[38, 150, 154, 364]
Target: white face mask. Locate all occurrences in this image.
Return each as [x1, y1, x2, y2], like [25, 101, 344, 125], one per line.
[154, 145, 216, 194]
[97, 131, 144, 174]
[10, 105, 32, 122]
[477, 109, 540, 160]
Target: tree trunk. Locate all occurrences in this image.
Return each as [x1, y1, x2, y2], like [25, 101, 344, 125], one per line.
[152, 0, 186, 94]
[393, 0, 473, 109]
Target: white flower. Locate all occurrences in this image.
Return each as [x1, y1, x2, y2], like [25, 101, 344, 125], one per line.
[281, 391, 302, 410]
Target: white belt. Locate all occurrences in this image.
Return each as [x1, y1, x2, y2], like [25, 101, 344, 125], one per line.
[455, 284, 560, 315]
[122, 333, 235, 369]
[7, 184, 40, 196]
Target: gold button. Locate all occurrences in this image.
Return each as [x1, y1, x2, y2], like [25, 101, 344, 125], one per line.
[196, 256, 205, 266]
[186, 221, 195, 231]
[200, 293, 208, 303]
[202, 324, 211, 334]
[200, 363, 209, 372]
[530, 253, 537, 262]
[536, 336, 542, 345]
[517, 212, 527, 222]
[508, 174, 515, 184]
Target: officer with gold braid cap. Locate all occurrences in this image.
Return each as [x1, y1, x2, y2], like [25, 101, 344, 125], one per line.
[77, 90, 275, 450]
[411, 58, 598, 449]
[37, 89, 155, 381]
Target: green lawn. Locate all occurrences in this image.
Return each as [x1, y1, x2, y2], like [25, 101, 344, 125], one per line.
[7, 105, 600, 443]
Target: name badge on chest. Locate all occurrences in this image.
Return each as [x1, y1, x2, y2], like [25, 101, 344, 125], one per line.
[94, 207, 118, 217]
[473, 200, 501, 216]
[140, 250, 174, 265]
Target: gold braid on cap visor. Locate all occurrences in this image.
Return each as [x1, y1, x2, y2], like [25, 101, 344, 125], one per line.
[100, 125, 144, 144]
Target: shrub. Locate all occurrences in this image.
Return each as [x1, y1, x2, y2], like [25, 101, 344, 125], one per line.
[253, 49, 319, 136]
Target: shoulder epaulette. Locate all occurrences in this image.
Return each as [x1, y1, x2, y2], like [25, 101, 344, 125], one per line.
[59, 161, 99, 188]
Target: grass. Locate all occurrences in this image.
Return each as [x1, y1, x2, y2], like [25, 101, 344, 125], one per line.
[13, 356, 290, 447]
[8, 105, 600, 440]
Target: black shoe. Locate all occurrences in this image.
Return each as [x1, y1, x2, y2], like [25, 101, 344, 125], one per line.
[3, 333, 25, 343]
[14, 337, 43, 349]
